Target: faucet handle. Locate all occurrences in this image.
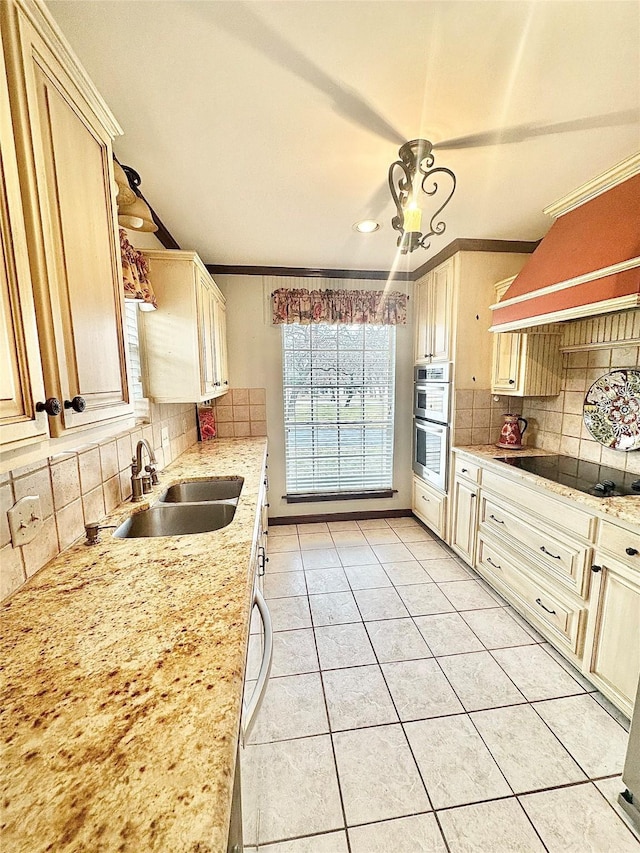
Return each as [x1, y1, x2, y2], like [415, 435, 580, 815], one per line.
[131, 457, 139, 476]
[145, 464, 159, 485]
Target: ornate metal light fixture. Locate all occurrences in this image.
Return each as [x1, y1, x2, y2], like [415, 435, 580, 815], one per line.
[388, 139, 456, 254]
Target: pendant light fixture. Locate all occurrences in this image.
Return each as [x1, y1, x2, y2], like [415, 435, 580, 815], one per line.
[388, 139, 456, 254]
[113, 160, 158, 233]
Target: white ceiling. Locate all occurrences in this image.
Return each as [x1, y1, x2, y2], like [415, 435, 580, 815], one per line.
[47, 1, 639, 274]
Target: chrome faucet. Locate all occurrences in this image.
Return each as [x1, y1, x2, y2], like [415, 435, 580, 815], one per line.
[131, 439, 159, 501]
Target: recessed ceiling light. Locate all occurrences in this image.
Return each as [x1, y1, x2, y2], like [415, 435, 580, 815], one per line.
[353, 219, 380, 233]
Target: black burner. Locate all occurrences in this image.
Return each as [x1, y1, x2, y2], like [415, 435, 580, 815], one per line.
[498, 455, 640, 498]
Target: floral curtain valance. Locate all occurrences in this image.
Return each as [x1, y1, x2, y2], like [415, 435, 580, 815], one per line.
[120, 228, 157, 309]
[272, 288, 407, 326]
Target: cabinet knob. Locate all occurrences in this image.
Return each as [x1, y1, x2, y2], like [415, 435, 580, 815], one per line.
[223, 380, 229, 385]
[36, 398, 62, 417]
[64, 396, 86, 413]
[508, 379, 515, 385]
[591, 564, 602, 573]
[214, 381, 221, 386]
[626, 547, 638, 557]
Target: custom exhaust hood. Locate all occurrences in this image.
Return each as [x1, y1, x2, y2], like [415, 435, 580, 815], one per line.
[491, 154, 640, 332]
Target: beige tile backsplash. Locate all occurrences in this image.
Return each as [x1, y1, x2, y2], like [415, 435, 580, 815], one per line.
[210, 388, 267, 439]
[453, 388, 516, 447]
[1, 401, 198, 601]
[521, 344, 640, 475]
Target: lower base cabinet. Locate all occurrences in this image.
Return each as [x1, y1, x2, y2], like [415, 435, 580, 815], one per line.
[583, 552, 640, 718]
[451, 450, 640, 718]
[412, 475, 447, 540]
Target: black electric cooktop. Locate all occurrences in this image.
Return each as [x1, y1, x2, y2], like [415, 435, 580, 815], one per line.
[498, 455, 640, 498]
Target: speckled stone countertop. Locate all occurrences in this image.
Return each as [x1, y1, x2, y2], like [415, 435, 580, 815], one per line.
[1, 437, 268, 853]
[454, 445, 640, 527]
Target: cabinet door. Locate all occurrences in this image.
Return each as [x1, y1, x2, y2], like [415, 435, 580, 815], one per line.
[582, 554, 640, 717]
[412, 475, 446, 540]
[450, 478, 478, 565]
[492, 332, 522, 393]
[429, 260, 452, 362]
[213, 293, 229, 391]
[0, 35, 49, 448]
[413, 275, 430, 363]
[8, 7, 131, 436]
[198, 273, 217, 398]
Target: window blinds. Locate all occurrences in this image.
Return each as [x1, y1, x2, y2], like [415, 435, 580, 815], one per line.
[282, 323, 396, 495]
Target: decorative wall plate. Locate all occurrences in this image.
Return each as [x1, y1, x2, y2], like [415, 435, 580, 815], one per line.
[583, 369, 640, 451]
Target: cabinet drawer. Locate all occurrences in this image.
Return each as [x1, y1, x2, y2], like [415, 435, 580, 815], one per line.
[412, 476, 447, 540]
[454, 456, 480, 483]
[482, 468, 594, 538]
[480, 496, 590, 597]
[477, 535, 586, 656]
[597, 519, 640, 568]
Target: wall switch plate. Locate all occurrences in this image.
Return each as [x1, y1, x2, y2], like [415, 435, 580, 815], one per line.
[161, 427, 170, 449]
[8, 495, 43, 547]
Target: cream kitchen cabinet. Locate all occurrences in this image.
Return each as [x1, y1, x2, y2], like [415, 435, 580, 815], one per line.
[491, 277, 562, 396]
[1, 0, 132, 441]
[139, 250, 229, 403]
[449, 454, 480, 565]
[413, 257, 454, 364]
[0, 26, 49, 449]
[583, 525, 640, 718]
[453, 448, 640, 715]
[412, 474, 447, 541]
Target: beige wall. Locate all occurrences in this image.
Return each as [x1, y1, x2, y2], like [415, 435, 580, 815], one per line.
[215, 274, 414, 519]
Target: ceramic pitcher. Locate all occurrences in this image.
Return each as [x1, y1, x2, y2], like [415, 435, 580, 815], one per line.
[497, 413, 528, 449]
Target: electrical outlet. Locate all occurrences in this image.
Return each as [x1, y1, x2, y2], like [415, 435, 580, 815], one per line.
[8, 495, 43, 547]
[161, 427, 170, 449]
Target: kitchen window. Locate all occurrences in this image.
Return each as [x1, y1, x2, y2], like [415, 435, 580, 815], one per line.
[124, 300, 150, 420]
[282, 323, 396, 499]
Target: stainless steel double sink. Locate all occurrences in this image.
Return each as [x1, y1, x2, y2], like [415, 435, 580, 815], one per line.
[113, 477, 244, 539]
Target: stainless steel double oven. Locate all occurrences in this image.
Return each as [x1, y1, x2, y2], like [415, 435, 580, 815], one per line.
[412, 363, 451, 491]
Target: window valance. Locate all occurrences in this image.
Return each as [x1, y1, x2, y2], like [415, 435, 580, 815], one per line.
[272, 287, 407, 326]
[120, 228, 157, 309]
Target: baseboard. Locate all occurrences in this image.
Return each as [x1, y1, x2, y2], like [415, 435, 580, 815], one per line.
[269, 508, 413, 525]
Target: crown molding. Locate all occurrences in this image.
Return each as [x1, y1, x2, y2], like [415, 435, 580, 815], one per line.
[489, 256, 640, 310]
[544, 152, 640, 218]
[490, 294, 640, 333]
[205, 264, 412, 281]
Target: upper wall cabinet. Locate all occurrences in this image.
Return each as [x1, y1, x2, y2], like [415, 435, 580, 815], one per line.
[491, 277, 563, 396]
[139, 250, 229, 403]
[0, 24, 49, 448]
[1, 0, 132, 444]
[413, 257, 454, 364]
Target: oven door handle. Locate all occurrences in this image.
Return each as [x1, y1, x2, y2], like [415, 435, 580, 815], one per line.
[241, 589, 273, 746]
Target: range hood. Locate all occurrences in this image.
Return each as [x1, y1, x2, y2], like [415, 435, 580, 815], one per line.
[491, 155, 640, 332]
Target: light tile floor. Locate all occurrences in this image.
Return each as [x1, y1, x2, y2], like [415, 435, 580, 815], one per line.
[242, 516, 639, 852]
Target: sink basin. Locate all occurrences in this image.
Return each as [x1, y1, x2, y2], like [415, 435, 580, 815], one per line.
[113, 503, 236, 538]
[158, 477, 244, 504]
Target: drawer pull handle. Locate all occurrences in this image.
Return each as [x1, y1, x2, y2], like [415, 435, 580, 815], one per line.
[626, 547, 639, 557]
[540, 546, 561, 560]
[486, 557, 501, 570]
[471, 493, 477, 499]
[461, 468, 468, 473]
[489, 514, 504, 524]
[591, 564, 602, 573]
[535, 598, 556, 615]
[422, 495, 430, 502]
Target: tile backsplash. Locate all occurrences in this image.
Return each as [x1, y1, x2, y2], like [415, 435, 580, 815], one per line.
[1, 402, 198, 600]
[521, 344, 639, 475]
[210, 388, 267, 438]
[453, 388, 517, 447]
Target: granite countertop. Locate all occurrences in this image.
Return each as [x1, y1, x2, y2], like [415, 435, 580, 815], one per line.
[1, 437, 268, 853]
[454, 444, 640, 527]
